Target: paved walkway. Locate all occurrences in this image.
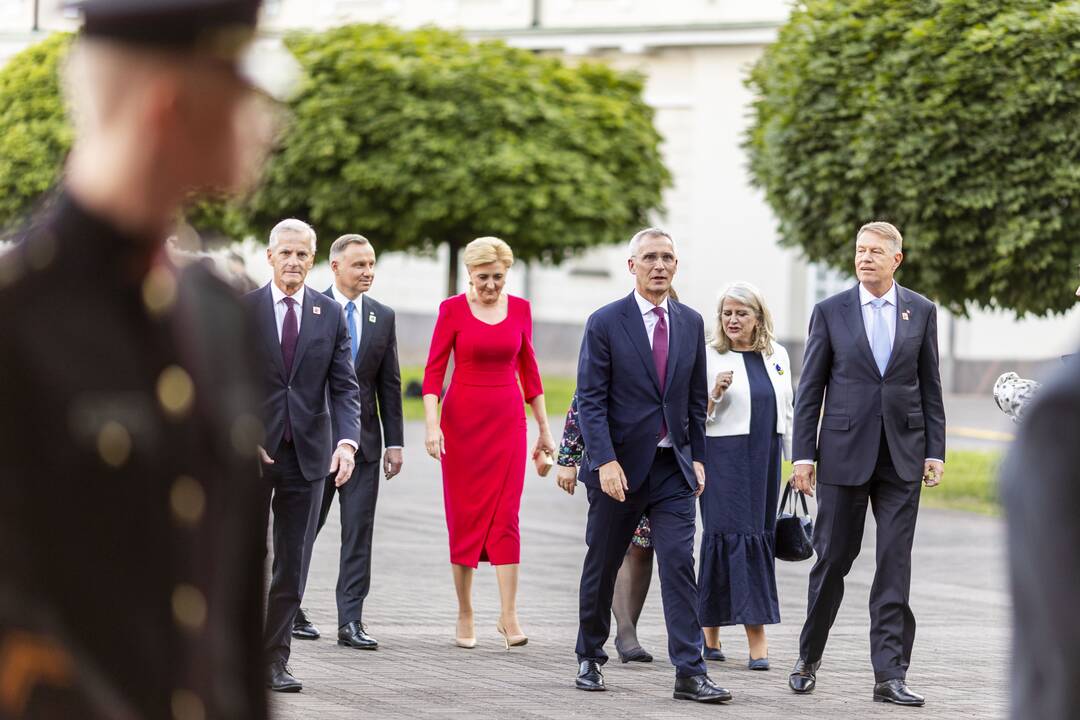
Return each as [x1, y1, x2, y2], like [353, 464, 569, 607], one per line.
[272, 423, 1009, 719]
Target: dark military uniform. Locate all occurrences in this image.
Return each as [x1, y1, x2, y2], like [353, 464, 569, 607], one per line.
[0, 194, 268, 719]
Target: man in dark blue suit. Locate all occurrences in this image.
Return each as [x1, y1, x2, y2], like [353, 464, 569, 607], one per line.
[292, 233, 404, 650]
[573, 228, 730, 703]
[244, 219, 361, 693]
[788, 221, 946, 706]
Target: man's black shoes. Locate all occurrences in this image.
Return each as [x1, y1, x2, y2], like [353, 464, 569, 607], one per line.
[789, 658, 820, 694]
[575, 660, 605, 691]
[267, 662, 302, 693]
[338, 621, 379, 650]
[292, 608, 320, 640]
[874, 679, 925, 706]
[673, 674, 732, 703]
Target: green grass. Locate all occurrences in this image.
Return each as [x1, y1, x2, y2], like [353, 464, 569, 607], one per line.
[400, 366, 575, 422]
[401, 368, 1002, 515]
[781, 449, 1002, 516]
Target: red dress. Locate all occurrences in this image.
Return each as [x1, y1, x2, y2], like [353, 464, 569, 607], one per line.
[422, 294, 544, 567]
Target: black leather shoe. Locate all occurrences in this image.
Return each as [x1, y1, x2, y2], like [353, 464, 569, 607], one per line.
[575, 660, 605, 691]
[338, 621, 378, 650]
[873, 679, 925, 706]
[267, 662, 302, 693]
[788, 658, 820, 694]
[617, 647, 653, 663]
[292, 608, 320, 640]
[673, 674, 732, 703]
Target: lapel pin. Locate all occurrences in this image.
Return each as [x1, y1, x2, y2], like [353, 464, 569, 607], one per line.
[775, 363, 784, 375]
[368, 312, 376, 324]
[901, 310, 910, 321]
[312, 305, 321, 315]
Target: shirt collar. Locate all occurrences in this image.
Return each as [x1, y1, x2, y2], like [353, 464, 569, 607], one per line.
[859, 282, 897, 307]
[634, 290, 670, 317]
[271, 281, 305, 308]
[330, 285, 364, 310]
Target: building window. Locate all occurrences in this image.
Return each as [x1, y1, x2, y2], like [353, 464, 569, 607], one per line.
[808, 262, 851, 305]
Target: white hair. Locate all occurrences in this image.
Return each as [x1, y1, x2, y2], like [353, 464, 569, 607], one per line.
[627, 227, 675, 258]
[268, 218, 316, 252]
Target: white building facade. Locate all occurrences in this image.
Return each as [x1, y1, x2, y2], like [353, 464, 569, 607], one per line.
[3, 0, 1077, 388]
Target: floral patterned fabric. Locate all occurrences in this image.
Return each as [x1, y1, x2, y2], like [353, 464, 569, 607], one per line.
[993, 372, 1041, 424]
[558, 392, 652, 549]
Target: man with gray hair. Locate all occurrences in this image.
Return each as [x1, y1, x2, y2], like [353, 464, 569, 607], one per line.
[292, 233, 404, 651]
[789, 221, 946, 706]
[243, 218, 361, 692]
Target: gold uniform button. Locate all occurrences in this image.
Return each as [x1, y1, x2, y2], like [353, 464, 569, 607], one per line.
[96, 421, 132, 468]
[171, 689, 205, 720]
[170, 476, 206, 525]
[142, 265, 178, 316]
[157, 365, 195, 418]
[171, 584, 207, 632]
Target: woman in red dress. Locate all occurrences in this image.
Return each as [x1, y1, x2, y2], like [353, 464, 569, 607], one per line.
[422, 237, 555, 650]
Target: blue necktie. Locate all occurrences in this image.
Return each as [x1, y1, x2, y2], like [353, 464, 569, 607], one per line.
[870, 297, 892, 375]
[345, 301, 359, 361]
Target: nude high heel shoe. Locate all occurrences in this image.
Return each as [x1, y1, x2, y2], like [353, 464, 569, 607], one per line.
[496, 621, 528, 650]
[455, 636, 478, 649]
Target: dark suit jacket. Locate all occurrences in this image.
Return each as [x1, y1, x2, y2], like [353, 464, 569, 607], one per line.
[324, 288, 404, 463]
[792, 283, 946, 485]
[244, 283, 361, 482]
[1001, 353, 1080, 720]
[576, 292, 707, 492]
[0, 192, 268, 719]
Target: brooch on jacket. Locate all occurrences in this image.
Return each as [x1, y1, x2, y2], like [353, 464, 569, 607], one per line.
[368, 312, 377, 324]
[775, 363, 784, 375]
[312, 305, 321, 315]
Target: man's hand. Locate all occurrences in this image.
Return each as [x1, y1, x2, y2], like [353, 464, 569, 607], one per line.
[383, 448, 403, 480]
[692, 461, 706, 497]
[792, 463, 816, 497]
[257, 445, 275, 465]
[329, 444, 356, 487]
[598, 460, 629, 502]
[556, 465, 578, 495]
[923, 459, 944, 488]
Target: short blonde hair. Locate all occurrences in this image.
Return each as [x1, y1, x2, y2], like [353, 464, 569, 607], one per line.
[710, 282, 776, 356]
[857, 221, 903, 254]
[463, 236, 514, 269]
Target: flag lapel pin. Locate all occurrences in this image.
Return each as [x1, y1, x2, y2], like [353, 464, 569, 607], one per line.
[368, 312, 377, 324]
[901, 309, 910, 321]
[312, 305, 321, 315]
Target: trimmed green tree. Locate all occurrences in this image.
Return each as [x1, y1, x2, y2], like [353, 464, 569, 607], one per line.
[746, 0, 1080, 316]
[219, 24, 670, 294]
[0, 33, 73, 236]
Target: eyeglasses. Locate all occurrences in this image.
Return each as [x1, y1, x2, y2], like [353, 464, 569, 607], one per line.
[635, 253, 676, 266]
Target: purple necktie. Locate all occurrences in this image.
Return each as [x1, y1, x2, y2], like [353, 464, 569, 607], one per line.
[652, 306, 668, 440]
[281, 296, 298, 442]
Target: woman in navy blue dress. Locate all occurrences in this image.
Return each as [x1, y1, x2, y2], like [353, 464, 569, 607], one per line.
[698, 283, 793, 670]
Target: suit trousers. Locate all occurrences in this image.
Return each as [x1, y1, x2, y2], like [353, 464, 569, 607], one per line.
[798, 432, 922, 682]
[262, 441, 325, 665]
[576, 448, 707, 677]
[312, 458, 381, 628]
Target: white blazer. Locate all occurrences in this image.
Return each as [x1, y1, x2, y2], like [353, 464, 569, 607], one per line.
[704, 342, 795, 460]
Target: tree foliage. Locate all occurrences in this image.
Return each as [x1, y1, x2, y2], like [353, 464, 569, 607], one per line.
[207, 24, 671, 292]
[0, 33, 72, 234]
[746, 0, 1080, 316]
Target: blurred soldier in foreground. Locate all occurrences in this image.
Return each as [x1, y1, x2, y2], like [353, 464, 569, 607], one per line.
[0, 0, 289, 717]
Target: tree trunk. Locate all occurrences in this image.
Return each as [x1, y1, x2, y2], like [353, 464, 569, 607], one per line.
[446, 238, 462, 298]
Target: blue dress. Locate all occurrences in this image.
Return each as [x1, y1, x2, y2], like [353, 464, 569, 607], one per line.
[697, 350, 781, 627]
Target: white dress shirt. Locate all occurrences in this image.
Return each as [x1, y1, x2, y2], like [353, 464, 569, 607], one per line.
[794, 281, 942, 467]
[860, 281, 897, 356]
[270, 282, 356, 452]
[270, 282, 305, 341]
[329, 285, 402, 453]
[634, 290, 672, 448]
[329, 285, 364, 348]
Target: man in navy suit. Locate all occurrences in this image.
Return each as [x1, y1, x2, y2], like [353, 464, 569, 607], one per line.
[292, 233, 404, 650]
[789, 221, 946, 706]
[573, 228, 731, 703]
[244, 219, 361, 693]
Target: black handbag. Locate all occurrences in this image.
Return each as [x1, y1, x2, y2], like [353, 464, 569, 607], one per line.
[775, 483, 815, 562]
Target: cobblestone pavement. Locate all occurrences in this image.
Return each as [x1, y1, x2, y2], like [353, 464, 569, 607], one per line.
[272, 423, 1008, 719]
